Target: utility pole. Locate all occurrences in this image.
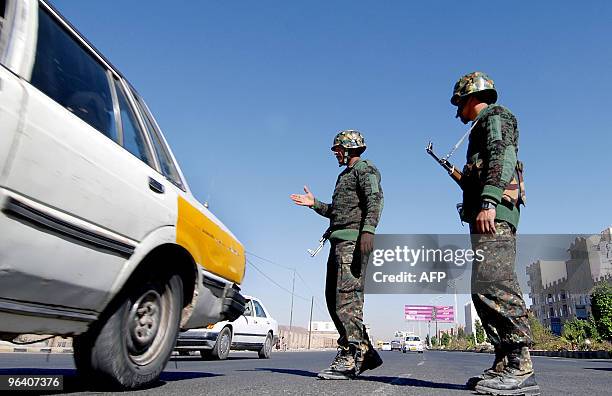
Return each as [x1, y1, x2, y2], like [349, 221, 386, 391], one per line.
[436, 319, 438, 344]
[288, 269, 295, 350]
[308, 296, 314, 350]
[454, 291, 458, 333]
[433, 306, 438, 346]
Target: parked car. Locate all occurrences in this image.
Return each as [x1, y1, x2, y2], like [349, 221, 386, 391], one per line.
[176, 296, 278, 359]
[402, 336, 424, 353]
[381, 341, 392, 351]
[390, 339, 402, 351]
[0, 0, 246, 389]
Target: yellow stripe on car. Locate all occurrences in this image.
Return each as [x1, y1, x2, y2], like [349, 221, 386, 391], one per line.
[176, 196, 245, 284]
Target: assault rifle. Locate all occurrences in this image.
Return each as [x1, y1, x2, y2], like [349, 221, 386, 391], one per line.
[426, 142, 463, 189]
[307, 228, 332, 257]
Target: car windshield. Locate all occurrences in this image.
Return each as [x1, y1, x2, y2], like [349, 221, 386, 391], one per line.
[406, 337, 420, 341]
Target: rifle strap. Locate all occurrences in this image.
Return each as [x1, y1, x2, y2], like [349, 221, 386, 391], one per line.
[443, 120, 480, 161]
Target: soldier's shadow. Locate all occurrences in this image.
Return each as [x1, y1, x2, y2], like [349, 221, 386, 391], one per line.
[358, 375, 466, 390]
[246, 368, 318, 377]
[251, 368, 465, 390]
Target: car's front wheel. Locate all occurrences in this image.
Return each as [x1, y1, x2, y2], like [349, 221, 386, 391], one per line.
[211, 326, 232, 360]
[258, 333, 273, 359]
[73, 272, 183, 389]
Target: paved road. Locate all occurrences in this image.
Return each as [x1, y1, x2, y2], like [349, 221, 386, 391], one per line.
[0, 350, 610, 395]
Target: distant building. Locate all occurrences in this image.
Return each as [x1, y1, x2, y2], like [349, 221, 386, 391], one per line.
[309, 321, 337, 333]
[278, 325, 337, 350]
[464, 301, 480, 336]
[526, 229, 612, 334]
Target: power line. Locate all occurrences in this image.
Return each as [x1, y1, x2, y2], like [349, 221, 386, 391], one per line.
[246, 258, 309, 301]
[245, 251, 329, 317]
[245, 250, 294, 271]
[295, 270, 328, 315]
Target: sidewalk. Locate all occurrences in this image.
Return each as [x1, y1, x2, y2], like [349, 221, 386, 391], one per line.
[0, 345, 73, 353]
[435, 348, 612, 359]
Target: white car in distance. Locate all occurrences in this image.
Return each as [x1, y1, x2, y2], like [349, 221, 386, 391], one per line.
[176, 296, 278, 360]
[402, 336, 424, 353]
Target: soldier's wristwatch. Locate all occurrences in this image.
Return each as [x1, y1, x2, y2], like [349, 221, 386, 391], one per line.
[480, 201, 497, 210]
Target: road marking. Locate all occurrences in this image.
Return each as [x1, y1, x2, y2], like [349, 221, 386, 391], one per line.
[417, 361, 424, 366]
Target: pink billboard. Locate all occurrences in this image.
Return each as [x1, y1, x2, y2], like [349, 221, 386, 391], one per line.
[404, 305, 454, 322]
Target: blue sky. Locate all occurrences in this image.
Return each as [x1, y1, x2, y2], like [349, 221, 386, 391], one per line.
[52, 0, 612, 340]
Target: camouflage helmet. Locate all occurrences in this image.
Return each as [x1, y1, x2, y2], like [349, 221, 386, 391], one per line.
[332, 129, 366, 150]
[450, 71, 497, 106]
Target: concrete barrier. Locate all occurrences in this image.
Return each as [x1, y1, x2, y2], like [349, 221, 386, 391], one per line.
[437, 348, 611, 359]
[529, 349, 611, 359]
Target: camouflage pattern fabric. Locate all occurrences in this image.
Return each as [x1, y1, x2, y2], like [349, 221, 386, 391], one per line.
[451, 71, 497, 105]
[507, 346, 534, 374]
[470, 221, 534, 355]
[325, 239, 372, 350]
[312, 159, 383, 238]
[461, 104, 525, 230]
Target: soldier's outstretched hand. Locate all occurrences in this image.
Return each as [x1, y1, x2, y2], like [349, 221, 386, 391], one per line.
[290, 185, 315, 207]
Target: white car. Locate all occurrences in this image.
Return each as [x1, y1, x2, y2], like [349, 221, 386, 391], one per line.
[381, 342, 392, 351]
[0, 0, 246, 389]
[390, 339, 402, 351]
[176, 296, 278, 359]
[402, 336, 424, 353]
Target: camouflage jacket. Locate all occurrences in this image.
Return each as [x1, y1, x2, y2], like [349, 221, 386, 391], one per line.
[461, 104, 524, 229]
[312, 159, 384, 241]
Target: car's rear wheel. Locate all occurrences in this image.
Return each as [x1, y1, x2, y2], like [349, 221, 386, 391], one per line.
[73, 272, 183, 389]
[258, 333, 273, 359]
[211, 326, 231, 360]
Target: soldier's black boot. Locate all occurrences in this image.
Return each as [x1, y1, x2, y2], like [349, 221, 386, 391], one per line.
[466, 349, 507, 390]
[355, 342, 383, 375]
[317, 346, 356, 380]
[475, 347, 540, 395]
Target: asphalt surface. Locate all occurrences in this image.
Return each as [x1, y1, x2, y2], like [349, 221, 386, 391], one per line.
[0, 350, 610, 395]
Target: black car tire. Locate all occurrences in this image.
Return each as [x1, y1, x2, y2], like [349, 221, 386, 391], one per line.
[73, 272, 183, 389]
[258, 333, 273, 359]
[211, 326, 232, 360]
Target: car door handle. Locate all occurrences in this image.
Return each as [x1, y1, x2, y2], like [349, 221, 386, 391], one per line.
[149, 177, 165, 194]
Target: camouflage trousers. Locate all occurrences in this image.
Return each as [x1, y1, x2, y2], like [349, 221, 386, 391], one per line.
[325, 239, 371, 350]
[470, 221, 533, 355]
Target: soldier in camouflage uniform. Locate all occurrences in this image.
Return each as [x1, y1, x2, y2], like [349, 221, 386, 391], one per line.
[450, 72, 540, 395]
[290, 130, 384, 380]
[451, 72, 540, 395]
